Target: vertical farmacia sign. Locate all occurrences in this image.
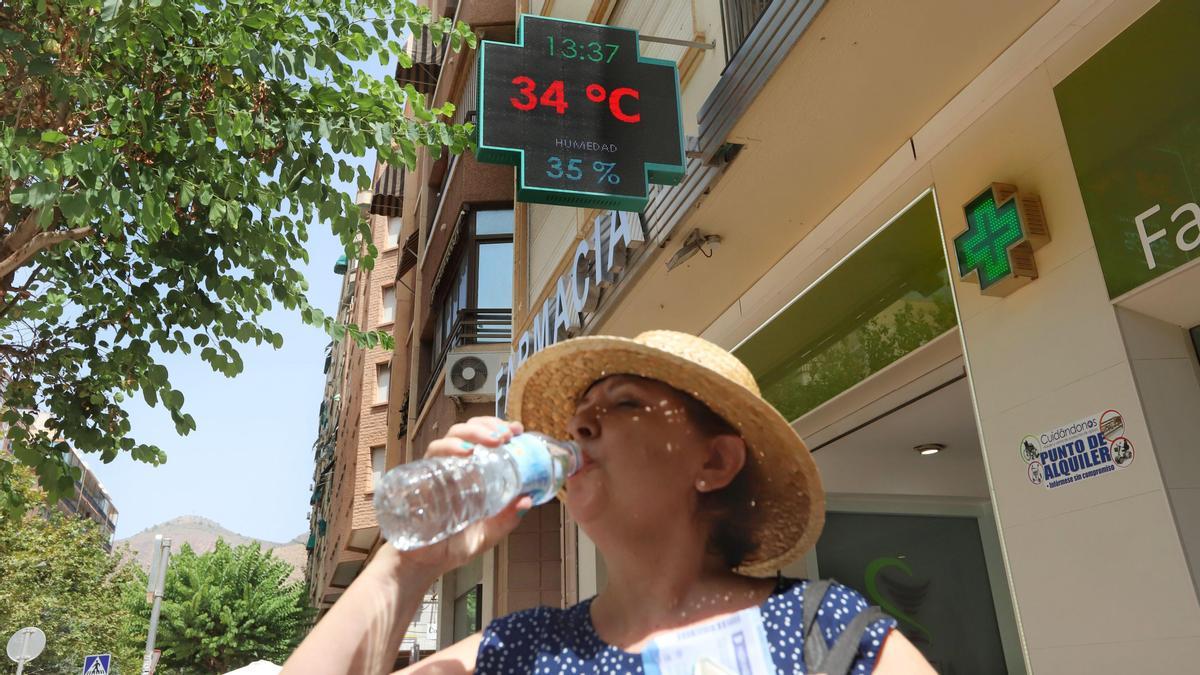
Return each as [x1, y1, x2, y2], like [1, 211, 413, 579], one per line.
[475, 15, 686, 211]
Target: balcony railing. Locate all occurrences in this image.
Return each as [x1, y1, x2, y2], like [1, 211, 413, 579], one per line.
[73, 487, 118, 536]
[720, 0, 774, 65]
[453, 52, 478, 127]
[419, 308, 512, 406]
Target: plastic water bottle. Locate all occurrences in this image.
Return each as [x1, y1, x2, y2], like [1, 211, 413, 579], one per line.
[374, 432, 582, 551]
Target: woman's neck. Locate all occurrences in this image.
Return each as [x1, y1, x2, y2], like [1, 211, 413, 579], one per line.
[587, 527, 775, 652]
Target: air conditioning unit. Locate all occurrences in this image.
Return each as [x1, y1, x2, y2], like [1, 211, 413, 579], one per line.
[444, 349, 507, 401]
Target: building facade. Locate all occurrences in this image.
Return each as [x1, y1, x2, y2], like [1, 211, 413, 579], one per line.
[304, 166, 400, 614]
[319, 0, 1200, 672]
[1, 413, 119, 549]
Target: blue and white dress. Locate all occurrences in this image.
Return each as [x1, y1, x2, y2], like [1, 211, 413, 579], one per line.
[476, 578, 897, 673]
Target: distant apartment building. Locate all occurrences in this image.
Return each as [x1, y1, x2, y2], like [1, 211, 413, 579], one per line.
[385, 0, 524, 652]
[1, 413, 120, 549]
[304, 0, 513, 664]
[303, 21, 431, 661]
[304, 200, 399, 613]
[60, 447, 119, 550]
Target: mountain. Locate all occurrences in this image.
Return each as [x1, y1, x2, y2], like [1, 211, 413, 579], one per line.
[115, 515, 307, 583]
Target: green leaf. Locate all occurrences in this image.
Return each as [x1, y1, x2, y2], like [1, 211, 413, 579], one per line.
[244, 10, 275, 30]
[12, 181, 62, 208]
[58, 193, 87, 221]
[41, 130, 69, 143]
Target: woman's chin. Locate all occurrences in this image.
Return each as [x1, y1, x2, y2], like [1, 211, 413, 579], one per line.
[563, 476, 605, 522]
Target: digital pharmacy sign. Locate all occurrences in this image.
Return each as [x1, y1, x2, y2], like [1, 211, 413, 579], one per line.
[476, 15, 686, 211]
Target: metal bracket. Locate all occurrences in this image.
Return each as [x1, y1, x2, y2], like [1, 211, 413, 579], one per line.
[638, 34, 716, 50]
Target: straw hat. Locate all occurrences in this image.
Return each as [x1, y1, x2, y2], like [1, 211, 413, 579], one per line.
[506, 330, 824, 577]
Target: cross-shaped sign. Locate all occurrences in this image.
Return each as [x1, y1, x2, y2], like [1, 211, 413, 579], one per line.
[954, 183, 1050, 296]
[476, 15, 686, 211]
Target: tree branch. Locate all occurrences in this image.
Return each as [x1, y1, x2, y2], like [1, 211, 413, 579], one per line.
[1, 208, 45, 257]
[0, 264, 43, 321]
[0, 227, 93, 280]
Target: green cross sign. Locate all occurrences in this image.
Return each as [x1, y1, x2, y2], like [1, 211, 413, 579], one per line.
[953, 183, 1049, 296]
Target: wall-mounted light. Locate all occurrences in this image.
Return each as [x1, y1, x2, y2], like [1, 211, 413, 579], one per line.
[913, 443, 945, 456]
[666, 228, 722, 271]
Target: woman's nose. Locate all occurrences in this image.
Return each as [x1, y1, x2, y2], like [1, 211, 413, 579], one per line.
[568, 406, 600, 441]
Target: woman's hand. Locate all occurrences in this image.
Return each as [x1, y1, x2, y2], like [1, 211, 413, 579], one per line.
[377, 417, 533, 583]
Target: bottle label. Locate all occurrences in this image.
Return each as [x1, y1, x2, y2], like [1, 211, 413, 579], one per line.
[507, 435, 554, 503]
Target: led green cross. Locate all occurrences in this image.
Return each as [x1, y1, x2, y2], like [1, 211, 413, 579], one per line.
[955, 187, 1026, 291]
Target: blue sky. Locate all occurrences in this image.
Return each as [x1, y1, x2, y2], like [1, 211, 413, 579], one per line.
[90, 57, 394, 544]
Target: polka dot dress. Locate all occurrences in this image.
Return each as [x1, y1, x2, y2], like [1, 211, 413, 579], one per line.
[476, 578, 897, 673]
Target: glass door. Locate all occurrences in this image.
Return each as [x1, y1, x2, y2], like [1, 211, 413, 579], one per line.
[813, 506, 1021, 674]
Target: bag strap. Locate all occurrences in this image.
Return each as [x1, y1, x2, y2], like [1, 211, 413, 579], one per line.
[801, 580, 832, 669]
[812, 607, 888, 675]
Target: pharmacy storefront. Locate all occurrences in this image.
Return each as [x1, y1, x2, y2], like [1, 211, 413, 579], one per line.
[563, 1, 1200, 673]
[503, 1, 1200, 672]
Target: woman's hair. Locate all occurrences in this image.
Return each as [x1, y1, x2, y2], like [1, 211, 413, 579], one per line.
[676, 390, 759, 569]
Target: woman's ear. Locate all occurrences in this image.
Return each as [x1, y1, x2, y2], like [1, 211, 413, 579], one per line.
[694, 434, 747, 492]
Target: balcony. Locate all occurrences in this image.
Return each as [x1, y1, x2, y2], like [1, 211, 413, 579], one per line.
[721, 0, 774, 65]
[698, 0, 826, 162]
[452, 48, 478, 127]
[419, 308, 512, 406]
[73, 487, 118, 543]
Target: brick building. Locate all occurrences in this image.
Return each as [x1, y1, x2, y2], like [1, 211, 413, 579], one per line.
[304, 182, 402, 614]
[1, 413, 120, 549]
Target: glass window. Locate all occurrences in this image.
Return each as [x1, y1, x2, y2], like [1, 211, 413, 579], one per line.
[371, 446, 386, 491]
[816, 512, 1009, 673]
[734, 193, 956, 421]
[434, 264, 469, 357]
[375, 363, 390, 404]
[453, 584, 482, 642]
[476, 242, 514, 309]
[387, 217, 402, 247]
[381, 286, 396, 324]
[475, 209, 514, 236]
[425, 207, 515, 400]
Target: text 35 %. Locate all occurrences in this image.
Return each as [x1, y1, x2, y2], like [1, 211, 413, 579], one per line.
[546, 157, 621, 185]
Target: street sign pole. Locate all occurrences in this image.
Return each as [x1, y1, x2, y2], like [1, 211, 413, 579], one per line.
[14, 630, 27, 675]
[140, 536, 171, 675]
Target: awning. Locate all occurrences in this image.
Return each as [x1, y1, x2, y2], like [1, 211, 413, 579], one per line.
[395, 27, 444, 98]
[369, 163, 404, 217]
[397, 231, 419, 278]
[334, 255, 348, 275]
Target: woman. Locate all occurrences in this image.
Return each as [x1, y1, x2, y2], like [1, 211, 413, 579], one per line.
[283, 331, 934, 674]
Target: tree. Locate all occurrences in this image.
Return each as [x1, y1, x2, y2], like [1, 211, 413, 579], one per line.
[122, 539, 309, 673]
[0, 461, 142, 674]
[0, 0, 475, 509]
